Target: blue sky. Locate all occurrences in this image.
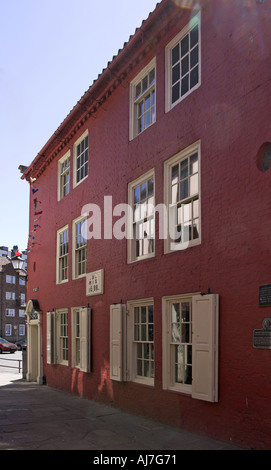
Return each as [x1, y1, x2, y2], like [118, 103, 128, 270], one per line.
[0, 0, 159, 251]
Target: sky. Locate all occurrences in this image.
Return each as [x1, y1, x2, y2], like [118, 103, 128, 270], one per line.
[0, 0, 160, 252]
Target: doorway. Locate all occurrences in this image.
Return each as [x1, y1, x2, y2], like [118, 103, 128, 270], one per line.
[25, 300, 43, 384]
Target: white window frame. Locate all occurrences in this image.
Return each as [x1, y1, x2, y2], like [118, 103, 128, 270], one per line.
[6, 275, 15, 284]
[58, 151, 71, 201]
[6, 292, 15, 300]
[127, 298, 154, 386]
[73, 130, 89, 188]
[72, 215, 87, 279]
[129, 58, 156, 141]
[20, 293, 26, 306]
[127, 169, 155, 263]
[5, 324, 12, 336]
[19, 309, 25, 317]
[164, 141, 201, 254]
[162, 293, 219, 402]
[71, 307, 91, 372]
[162, 293, 194, 395]
[56, 309, 69, 365]
[19, 324, 25, 336]
[6, 309, 15, 317]
[56, 225, 69, 284]
[165, 12, 201, 113]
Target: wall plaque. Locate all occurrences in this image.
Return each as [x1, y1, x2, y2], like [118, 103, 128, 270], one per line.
[86, 269, 104, 297]
[259, 285, 271, 306]
[253, 318, 271, 349]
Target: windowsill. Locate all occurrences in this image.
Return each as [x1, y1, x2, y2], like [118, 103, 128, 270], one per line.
[164, 238, 201, 255]
[56, 279, 69, 286]
[166, 384, 192, 395]
[129, 120, 156, 142]
[132, 377, 155, 387]
[72, 273, 87, 281]
[73, 174, 88, 189]
[166, 83, 201, 113]
[128, 252, 155, 265]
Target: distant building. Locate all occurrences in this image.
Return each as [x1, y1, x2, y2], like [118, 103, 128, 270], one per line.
[0, 246, 28, 271]
[0, 258, 27, 343]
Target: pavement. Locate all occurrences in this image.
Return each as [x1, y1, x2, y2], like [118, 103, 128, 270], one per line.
[0, 368, 243, 452]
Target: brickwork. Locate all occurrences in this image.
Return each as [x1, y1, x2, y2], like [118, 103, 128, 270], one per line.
[0, 261, 27, 343]
[24, 0, 271, 449]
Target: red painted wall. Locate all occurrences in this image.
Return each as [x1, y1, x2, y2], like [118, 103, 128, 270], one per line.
[26, 0, 271, 449]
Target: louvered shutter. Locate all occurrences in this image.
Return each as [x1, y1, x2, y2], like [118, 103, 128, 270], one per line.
[110, 304, 126, 381]
[80, 307, 91, 373]
[192, 294, 219, 402]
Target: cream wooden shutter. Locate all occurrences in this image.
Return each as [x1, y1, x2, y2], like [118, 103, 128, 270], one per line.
[80, 307, 91, 373]
[192, 294, 219, 402]
[46, 311, 55, 364]
[110, 304, 126, 381]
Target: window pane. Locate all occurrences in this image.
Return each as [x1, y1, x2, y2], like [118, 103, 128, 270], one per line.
[137, 360, 142, 376]
[136, 83, 141, 98]
[134, 324, 139, 341]
[138, 116, 143, 135]
[148, 324, 154, 342]
[145, 94, 151, 110]
[134, 186, 140, 204]
[193, 219, 200, 239]
[190, 173, 198, 196]
[171, 323, 180, 342]
[171, 303, 180, 323]
[141, 306, 146, 323]
[134, 306, 139, 323]
[181, 302, 190, 322]
[140, 182, 147, 201]
[149, 68, 155, 86]
[172, 63, 180, 85]
[181, 75, 189, 96]
[181, 55, 189, 77]
[172, 82, 180, 104]
[148, 305, 154, 323]
[190, 45, 198, 68]
[180, 179, 188, 200]
[181, 34, 189, 56]
[142, 75, 148, 92]
[190, 65, 199, 89]
[172, 44, 179, 65]
[190, 24, 199, 48]
[145, 110, 151, 128]
[148, 178, 154, 197]
[133, 303, 154, 380]
[180, 159, 188, 179]
[190, 153, 198, 174]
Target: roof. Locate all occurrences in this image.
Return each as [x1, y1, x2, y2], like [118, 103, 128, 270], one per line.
[0, 259, 10, 272]
[0, 259, 27, 277]
[22, 0, 197, 182]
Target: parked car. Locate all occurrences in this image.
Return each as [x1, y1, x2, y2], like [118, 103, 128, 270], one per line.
[15, 339, 27, 350]
[0, 338, 18, 353]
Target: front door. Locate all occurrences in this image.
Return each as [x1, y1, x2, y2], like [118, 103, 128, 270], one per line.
[25, 300, 43, 384]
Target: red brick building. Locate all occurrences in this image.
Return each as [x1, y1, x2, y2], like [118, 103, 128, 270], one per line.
[22, 0, 271, 449]
[0, 259, 27, 343]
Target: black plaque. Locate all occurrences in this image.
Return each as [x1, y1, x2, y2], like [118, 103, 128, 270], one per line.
[259, 285, 271, 306]
[253, 318, 271, 349]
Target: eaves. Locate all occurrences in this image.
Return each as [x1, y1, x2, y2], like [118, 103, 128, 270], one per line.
[22, 0, 195, 182]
